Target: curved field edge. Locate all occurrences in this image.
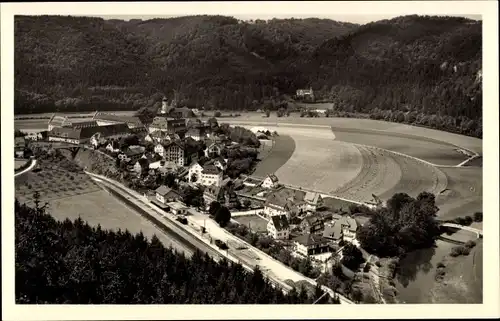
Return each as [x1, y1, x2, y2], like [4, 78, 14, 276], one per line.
[252, 135, 296, 177]
[329, 143, 448, 203]
[330, 127, 472, 166]
[216, 114, 482, 153]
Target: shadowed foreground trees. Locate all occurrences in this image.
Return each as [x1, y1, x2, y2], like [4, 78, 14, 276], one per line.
[15, 199, 334, 304]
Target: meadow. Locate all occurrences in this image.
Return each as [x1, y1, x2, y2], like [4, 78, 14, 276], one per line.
[14, 158, 187, 253]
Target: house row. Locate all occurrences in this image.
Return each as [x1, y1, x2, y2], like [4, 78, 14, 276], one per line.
[262, 187, 323, 219]
[290, 215, 358, 257]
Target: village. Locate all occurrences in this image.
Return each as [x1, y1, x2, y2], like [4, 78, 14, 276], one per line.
[15, 95, 365, 277]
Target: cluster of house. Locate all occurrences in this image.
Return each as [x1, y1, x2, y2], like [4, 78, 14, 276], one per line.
[40, 98, 236, 178]
[251, 174, 359, 257]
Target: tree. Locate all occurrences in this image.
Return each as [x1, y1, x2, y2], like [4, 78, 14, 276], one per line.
[242, 199, 251, 208]
[215, 206, 231, 227]
[144, 141, 155, 153]
[207, 117, 219, 129]
[209, 201, 221, 216]
[135, 107, 157, 127]
[341, 243, 364, 271]
[214, 111, 222, 117]
[351, 288, 363, 303]
[473, 212, 483, 222]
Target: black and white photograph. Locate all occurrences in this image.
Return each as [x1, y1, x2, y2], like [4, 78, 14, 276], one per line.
[2, 1, 499, 319]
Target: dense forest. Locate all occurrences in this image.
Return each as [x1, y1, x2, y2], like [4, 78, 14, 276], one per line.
[15, 15, 482, 137]
[15, 198, 335, 304]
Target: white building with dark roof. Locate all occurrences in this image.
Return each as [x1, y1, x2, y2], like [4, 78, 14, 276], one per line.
[293, 233, 330, 257]
[155, 185, 182, 204]
[303, 192, 323, 212]
[267, 215, 290, 240]
[200, 164, 223, 187]
[262, 174, 279, 189]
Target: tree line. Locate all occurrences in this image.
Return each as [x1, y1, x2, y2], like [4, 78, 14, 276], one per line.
[15, 15, 482, 138]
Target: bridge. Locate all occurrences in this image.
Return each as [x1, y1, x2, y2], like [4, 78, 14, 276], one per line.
[441, 222, 483, 238]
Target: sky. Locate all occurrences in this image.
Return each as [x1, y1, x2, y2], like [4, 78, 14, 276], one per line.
[92, 14, 481, 25]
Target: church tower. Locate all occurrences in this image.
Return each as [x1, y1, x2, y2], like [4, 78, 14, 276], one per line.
[161, 96, 168, 114]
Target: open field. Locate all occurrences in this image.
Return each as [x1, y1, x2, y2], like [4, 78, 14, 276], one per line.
[234, 214, 269, 233]
[242, 124, 449, 204]
[435, 167, 482, 220]
[45, 189, 188, 254]
[15, 160, 102, 205]
[217, 113, 482, 153]
[330, 127, 469, 166]
[322, 197, 357, 212]
[15, 110, 136, 120]
[14, 159, 28, 170]
[15, 158, 187, 254]
[253, 135, 296, 177]
[255, 126, 364, 195]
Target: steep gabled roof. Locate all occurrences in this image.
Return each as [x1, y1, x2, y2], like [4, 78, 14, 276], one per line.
[266, 174, 279, 183]
[323, 222, 343, 240]
[270, 215, 289, 231]
[155, 185, 180, 198]
[304, 192, 322, 205]
[303, 214, 324, 226]
[68, 120, 99, 129]
[293, 233, 329, 247]
[202, 164, 221, 175]
[265, 192, 289, 209]
[164, 140, 185, 151]
[204, 184, 224, 199]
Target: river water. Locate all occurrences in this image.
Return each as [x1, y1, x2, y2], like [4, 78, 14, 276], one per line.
[394, 229, 479, 303]
[394, 239, 454, 303]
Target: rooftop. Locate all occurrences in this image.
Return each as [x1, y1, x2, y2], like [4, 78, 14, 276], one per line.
[293, 233, 329, 247]
[270, 215, 289, 231]
[167, 202, 187, 211]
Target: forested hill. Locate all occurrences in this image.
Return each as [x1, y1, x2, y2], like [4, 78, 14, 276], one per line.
[15, 15, 482, 137]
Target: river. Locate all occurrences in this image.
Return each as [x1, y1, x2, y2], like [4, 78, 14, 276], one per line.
[394, 229, 480, 303]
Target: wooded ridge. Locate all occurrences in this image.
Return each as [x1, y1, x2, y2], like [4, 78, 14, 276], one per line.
[15, 15, 482, 137]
